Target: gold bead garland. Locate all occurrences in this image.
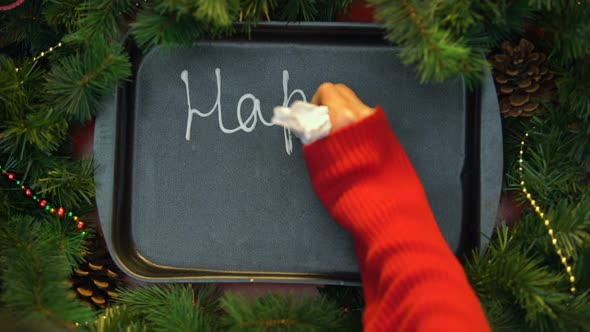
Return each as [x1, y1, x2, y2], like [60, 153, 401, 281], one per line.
[14, 42, 63, 73]
[519, 132, 576, 294]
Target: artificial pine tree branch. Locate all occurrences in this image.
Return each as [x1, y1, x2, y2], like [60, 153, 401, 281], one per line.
[240, 0, 277, 22]
[64, 0, 136, 43]
[44, 37, 130, 121]
[148, 0, 240, 35]
[1, 108, 69, 157]
[432, 0, 482, 35]
[43, 0, 83, 33]
[91, 305, 148, 332]
[0, 190, 14, 220]
[538, 1, 590, 64]
[0, 57, 47, 119]
[275, 0, 320, 21]
[459, 0, 535, 50]
[0, 215, 94, 330]
[506, 103, 590, 206]
[0, 0, 60, 53]
[465, 226, 590, 331]
[369, 0, 488, 84]
[0, 57, 70, 157]
[573, 247, 590, 291]
[194, 0, 241, 30]
[315, 0, 352, 21]
[32, 156, 95, 210]
[266, 0, 350, 21]
[220, 291, 343, 331]
[317, 285, 363, 332]
[116, 284, 221, 332]
[0, 57, 21, 108]
[512, 196, 590, 261]
[556, 57, 590, 127]
[130, 5, 203, 51]
[528, 0, 573, 12]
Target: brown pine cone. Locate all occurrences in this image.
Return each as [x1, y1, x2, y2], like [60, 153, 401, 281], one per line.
[71, 235, 123, 309]
[491, 39, 554, 117]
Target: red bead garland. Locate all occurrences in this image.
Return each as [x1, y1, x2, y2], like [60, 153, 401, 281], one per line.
[0, 0, 26, 11]
[1, 166, 86, 234]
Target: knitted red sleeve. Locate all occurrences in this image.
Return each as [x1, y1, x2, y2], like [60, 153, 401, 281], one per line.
[303, 107, 490, 332]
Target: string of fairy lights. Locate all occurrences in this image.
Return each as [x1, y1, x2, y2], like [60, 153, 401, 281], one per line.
[2, 41, 87, 234]
[518, 132, 576, 294]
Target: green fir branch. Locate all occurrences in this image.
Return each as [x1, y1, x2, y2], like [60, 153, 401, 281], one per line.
[130, 6, 203, 52]
[91, 305, 148, 332]
[64, 0, 136, 43]
[556, 58, 590, 127]
[369, 0, 488, 84]
[0, 108, 69, 157]
[316, 0, 352, 21]
[0, 56, 27, 115]
[0, 57, 69, 157]
[221, 292, 343, 331]
[464, 0, 535, 50]
[273, 0, 351, 21]
[43, 0, 83, 32]
[573, 247, 590, 291]
[317, 286, 363, 331]
[513, 195, 590, 261]
[466, 226, 590, 331]
[0, 158, 32, 219]
[538, 2, 590, 64]
[240, 0, 277, 22]
[507, 105, 590, 205]
[194, 0, 241, 30]
[432, 0, 482, 35]
[44, 38, 130, 121]
[276, 0, 320, 21]
[0, 0, 60, 53]
[0, 215, 94, 330]
[116, 284, 221, 332]
[528, 0, 575, 12]
[32, 156, 95, 210]
[0, 57, 46, 119]
[0, 190, 14, 220]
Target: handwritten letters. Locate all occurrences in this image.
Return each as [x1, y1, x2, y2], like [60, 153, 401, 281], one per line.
[181, 68, 307, 155]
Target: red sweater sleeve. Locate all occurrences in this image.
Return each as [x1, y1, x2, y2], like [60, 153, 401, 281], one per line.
[303, 107, 490, 332]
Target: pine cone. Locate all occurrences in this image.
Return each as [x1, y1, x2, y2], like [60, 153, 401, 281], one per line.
[491, 39, 554, 117]
[71, 235, 123, 309]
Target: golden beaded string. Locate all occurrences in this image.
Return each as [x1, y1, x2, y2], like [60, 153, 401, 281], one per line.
[518, 132, 576, 294]
[14, 41, 63, 73]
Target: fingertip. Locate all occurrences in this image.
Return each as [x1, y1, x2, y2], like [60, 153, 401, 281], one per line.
[312, 82, 335, 105]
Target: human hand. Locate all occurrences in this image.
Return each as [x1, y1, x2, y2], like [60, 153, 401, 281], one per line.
[311, 83, 375, 132]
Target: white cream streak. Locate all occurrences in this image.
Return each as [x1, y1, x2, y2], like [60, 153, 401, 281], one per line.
[181, 68, 306, 155]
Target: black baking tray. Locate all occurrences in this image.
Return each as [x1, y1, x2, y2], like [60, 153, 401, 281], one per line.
[94, 22, 502, 284]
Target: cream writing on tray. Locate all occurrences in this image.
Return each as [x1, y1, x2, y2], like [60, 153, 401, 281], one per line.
[181, 68, 307, 155]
